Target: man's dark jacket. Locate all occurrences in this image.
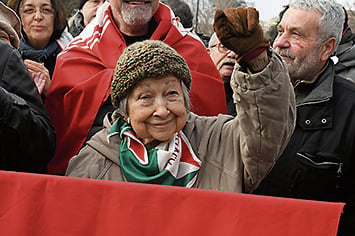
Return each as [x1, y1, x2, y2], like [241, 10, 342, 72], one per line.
[0, 41, 56, 173]
[254, 61, 355, 236]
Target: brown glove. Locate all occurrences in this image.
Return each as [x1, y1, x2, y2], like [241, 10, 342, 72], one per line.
[213, 7, 269, 62]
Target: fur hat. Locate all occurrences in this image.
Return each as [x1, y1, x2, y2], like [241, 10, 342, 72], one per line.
[0, 1, 21, 48]
[111, 40, 192, 107]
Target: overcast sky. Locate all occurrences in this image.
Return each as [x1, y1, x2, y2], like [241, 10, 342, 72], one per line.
[254, 0, 354, 21]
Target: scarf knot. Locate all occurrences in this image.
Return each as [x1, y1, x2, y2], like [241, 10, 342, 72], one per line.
[108, 117, 201, 187]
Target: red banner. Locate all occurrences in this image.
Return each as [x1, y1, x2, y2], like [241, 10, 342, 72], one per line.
[0, 171, 344, 236]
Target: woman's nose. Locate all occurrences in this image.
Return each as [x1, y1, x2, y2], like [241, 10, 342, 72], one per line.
[33, 11, 44, 20]
[153, 98, 169, 118]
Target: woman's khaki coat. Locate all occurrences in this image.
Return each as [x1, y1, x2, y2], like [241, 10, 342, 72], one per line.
[66, 51, 296, 193]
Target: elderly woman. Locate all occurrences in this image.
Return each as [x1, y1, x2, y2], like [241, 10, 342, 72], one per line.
[66, 7, 296, 193]
[7, 0, 72, 96]
[66, 8, 296, 192]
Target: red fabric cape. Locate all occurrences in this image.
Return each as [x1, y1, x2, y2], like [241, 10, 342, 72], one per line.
[45, 3, 226, 175]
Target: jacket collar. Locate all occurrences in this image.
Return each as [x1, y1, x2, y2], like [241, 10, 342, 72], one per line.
[86, 113, 121, 166]
[297, 61, 334, 106]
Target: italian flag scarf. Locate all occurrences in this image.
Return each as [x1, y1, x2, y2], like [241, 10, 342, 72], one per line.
[108, 117, 201, 187]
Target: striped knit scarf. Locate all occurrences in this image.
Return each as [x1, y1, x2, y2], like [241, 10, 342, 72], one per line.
[108, 117, 201, 187]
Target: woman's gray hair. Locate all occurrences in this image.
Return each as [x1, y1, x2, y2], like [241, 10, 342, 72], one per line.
[289, 0, 345, 51]
[117, 80, 191, 118]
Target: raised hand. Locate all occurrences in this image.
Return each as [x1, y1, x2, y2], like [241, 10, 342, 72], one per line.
[213, 7, 269, 62]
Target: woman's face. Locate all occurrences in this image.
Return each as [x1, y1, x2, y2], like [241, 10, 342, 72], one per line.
[127, 76, 187, 146]
[19, 0, 55, 49]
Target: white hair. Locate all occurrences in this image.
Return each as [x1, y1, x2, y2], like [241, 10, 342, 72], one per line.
[289, 0, 345, 51]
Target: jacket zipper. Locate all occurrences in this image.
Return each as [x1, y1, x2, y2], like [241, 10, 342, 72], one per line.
[297, 152, 343, 174]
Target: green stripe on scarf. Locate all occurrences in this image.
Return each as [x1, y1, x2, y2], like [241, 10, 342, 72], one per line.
[108, 117, 200, 187]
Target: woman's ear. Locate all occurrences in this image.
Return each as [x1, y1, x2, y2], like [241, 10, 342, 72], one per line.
[320, 37, 336, 62]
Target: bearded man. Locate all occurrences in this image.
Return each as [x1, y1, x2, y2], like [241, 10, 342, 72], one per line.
[253, 0, 355, 235]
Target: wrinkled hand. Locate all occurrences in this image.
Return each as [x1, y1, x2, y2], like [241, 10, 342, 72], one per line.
[24, 59, 51, 96]
[213, 7, 269, 62]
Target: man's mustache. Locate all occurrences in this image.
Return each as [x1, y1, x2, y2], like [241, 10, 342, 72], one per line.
[217, 58, 237, 71]
[276, 49, 296, 60]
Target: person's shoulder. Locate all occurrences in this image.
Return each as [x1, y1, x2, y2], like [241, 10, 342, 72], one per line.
[334, 74, 355, 98]
[85, 114, 121, 164]
[180, 32, 207, 49]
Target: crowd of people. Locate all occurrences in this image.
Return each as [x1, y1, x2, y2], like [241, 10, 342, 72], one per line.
[0, 0, 354, 235]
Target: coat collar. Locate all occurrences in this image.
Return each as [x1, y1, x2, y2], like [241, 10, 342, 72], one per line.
[297, 61, 334, 106]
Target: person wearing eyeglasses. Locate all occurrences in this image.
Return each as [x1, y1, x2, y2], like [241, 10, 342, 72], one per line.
[7, 0, 72, 97]
[69, 0, 105, 37]
[208, 33, 237, 116]
[0, 4, 56, 173]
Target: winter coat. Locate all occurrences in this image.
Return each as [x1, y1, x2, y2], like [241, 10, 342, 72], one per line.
[254, 61, 355, 236]
[0, 41, 56, 173]
[65, 51, 296, 193]
[45, 2, 227, 175]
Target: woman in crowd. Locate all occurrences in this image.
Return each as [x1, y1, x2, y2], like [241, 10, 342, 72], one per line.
[65, 13, 296, 193]
[7, 0, 72, 96]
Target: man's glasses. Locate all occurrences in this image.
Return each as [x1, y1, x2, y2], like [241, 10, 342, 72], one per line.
[21, 6, 55, 16]
[210, 43, 230, 54]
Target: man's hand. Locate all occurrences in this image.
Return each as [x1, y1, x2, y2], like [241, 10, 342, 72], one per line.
[213, 7, 269, 63]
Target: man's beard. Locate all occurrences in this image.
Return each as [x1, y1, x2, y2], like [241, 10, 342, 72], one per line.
[276, 48, 320, 83]
[121, 2, 153, 25]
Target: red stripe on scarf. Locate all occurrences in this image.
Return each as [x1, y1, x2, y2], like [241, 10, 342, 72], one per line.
[127, 135, 147, 164]
[180, 137, 200, 167]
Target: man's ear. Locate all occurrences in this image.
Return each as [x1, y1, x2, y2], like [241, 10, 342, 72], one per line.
[320, 37, 336, 62]
[206, 47, 211, 54]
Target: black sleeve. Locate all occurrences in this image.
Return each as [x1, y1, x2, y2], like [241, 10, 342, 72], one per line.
[0, 42, 56, 173]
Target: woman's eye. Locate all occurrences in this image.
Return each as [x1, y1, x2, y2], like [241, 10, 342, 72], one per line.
[23, 8, 35, 14]
[139, 94, 151, 100]
[168, 90, 178, 95]
[42, 8, 53, 13]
